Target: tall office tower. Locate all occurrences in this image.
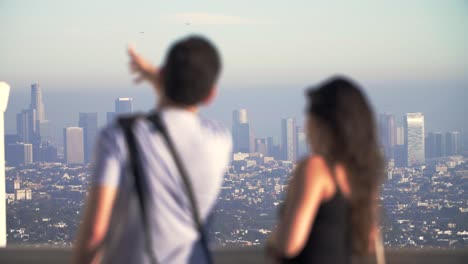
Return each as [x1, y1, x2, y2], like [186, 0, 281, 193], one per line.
[63, 127, 84, 164]
[16, 109, 37, 144]
[404, 113, 425, 166]
[255, 138, 268, 155]
[115, 97, 133, 114]
[266, 136, 282, 160]
[30, 84, 45, 122]
[281, 118, 298, 162]
[426, 132, 443, 159]
[396, 126, 405, 146]
[79, 112, 98, 163]
[38, 120, 52, 143]
[232, 109, 252, 153]
[445, 131, 461, 156]
[296, 127, 308, 160]
[266, 137, 275, 156]
[27, 84, 49, 159]
[37, 142, 58, 162]
[5, 143, 33, 166]
[379, 113, 397, 157]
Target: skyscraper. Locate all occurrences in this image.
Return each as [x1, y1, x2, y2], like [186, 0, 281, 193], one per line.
[5, 143, 33, 166]
[254, 138, 268, 155]
[297, 127, 308, 160]
[232, 109, 252, 153]
[379, 113, 396, 157]
[29, 83, 49, 144]
[79, 112, 98, 163]
[17, 83, 50, 160]
[426, 132, 443, 159]
[107, 97, 133, 124]
[445, 131, 461, 156]
[115, 97, 133, 114]
[404, 113, 425, 166]
[396, 126, 405, 146]
[281, 118, 297, 162]
[16, 109, 36, 144]
[63, 127, 84, 164]
[30, 83, 45, 122]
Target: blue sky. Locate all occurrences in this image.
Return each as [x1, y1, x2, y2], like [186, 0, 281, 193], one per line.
[1, 0, 467, 91]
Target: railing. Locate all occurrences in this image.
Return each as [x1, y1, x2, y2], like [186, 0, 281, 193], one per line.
[0, 247, 467, 264]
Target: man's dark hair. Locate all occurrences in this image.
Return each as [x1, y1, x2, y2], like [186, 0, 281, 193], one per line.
[163, 36, 221, 106]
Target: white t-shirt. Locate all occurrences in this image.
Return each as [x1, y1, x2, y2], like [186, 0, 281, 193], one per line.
[91, 108, 232, 264]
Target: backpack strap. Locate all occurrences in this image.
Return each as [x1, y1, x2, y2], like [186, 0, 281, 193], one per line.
[146, 112, 213, 264]
[118, 115, 159, 264]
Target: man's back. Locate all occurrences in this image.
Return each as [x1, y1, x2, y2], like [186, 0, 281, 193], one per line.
[92, 109, 232, 263]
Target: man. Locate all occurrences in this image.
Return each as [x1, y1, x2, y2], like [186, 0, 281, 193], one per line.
[73, 36, 232, 264]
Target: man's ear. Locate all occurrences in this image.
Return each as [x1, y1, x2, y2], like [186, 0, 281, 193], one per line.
[202, 86, 217, 105]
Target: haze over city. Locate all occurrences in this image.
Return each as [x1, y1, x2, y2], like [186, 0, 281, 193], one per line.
[2, 0, 467, 143]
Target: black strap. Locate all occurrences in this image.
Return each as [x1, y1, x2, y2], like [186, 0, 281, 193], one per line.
[146, 112, 213, 264]
[119, 116, 159, 264]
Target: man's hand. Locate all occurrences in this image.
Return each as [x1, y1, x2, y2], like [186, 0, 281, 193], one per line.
[127, 45, 160, 85]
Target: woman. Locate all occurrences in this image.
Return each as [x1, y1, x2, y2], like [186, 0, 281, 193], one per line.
[267, 76, 384, 263]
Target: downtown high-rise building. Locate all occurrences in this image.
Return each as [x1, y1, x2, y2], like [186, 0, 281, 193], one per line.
[63, 127, 84, 164]
[79, 112, 98, 163]
[281, 118, 298, 163]
[16, 109, 36, 144]
[445, 131, 461, 156]
[296, 127, 308, 160]
[379, 113, 397, 157]
[267, 137, 281, 159]
[107, 97, 133, 124]
[16, 84, 50, 159]
[396, 126, 405, 146]
[404, 113, 425, 166]
[426, 132, 443, 159]
[254, 138, 268, 156]
[232, 109, 252, 153]
[115, 97, 133, 114]
[29, 83, 50, 144]
[30, 83, 45, 122]
[5, 143, 33, 166]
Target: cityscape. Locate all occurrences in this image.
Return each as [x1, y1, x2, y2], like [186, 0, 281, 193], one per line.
[4, 83, 467, 249]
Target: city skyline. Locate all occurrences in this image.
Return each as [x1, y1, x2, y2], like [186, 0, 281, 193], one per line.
[6, 83, 466, 166]
[5, 82, 468, 146]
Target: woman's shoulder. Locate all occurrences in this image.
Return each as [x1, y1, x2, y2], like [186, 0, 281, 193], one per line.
[298, 155, 336, 199]
[300, 155, 329, 178]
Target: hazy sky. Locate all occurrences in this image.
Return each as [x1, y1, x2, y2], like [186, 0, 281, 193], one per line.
[1, 1, 467, 88]
[1, 1, 467, 142]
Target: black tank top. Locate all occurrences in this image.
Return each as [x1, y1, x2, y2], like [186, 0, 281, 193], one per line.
[282, 185, 351, 264]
